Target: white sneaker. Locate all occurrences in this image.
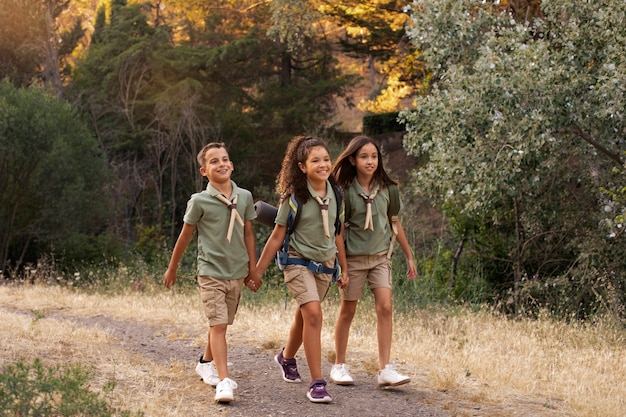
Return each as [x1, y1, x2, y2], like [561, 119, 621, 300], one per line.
[330, 363, 354, 385]
[195, 358, 219, 387]
[215, 377, 238, 403]
[377, 364, 410, 387]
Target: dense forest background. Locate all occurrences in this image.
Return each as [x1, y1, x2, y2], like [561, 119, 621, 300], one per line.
[1, 0, 624, 322]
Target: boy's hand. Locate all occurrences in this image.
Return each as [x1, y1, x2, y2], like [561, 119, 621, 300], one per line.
[164, 269, 177, 289]
[245, 274, 262, 292]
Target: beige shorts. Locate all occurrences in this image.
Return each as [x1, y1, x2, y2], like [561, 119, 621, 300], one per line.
[198, 275, 244, 326]
[341, 251, 392, 301]
[283, 256, 334, 306]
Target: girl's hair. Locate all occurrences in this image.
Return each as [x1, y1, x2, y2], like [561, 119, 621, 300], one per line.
[276, 135, 335, 204]
[197, 142, 227, 166]
[332, 135, 398, 189]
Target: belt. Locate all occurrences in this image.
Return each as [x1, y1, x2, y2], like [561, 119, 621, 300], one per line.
[284, 257, 339, 282]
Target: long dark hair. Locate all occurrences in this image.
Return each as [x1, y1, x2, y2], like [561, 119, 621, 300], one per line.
[332, 135, 398, 189]
[276, 135, 336, 204]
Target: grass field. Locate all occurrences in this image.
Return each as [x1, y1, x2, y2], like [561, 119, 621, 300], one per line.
[1, 283, 625, 416]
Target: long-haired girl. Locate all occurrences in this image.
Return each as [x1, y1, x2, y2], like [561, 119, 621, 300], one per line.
[330, 135, 417, 387]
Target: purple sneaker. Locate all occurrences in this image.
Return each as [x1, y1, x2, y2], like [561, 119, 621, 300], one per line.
[274, 348, 302, 383]
[307, 379, 332, 403]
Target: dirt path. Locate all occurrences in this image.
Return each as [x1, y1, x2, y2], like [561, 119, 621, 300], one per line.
[17, 309, 476, 417]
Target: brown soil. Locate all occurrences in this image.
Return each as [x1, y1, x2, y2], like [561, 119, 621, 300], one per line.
[65, 314, 449, 417]
[3, 296, 566, 417]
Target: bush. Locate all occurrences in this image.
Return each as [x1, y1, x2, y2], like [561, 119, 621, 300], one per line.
[362, 112, 404, 135]
[0, 358, 142, 417]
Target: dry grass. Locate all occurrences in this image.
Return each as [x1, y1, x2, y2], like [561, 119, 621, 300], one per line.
[1, 284, 625, 416]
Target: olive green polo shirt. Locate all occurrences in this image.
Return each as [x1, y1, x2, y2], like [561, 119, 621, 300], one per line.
[183, 181, 256, 279]
[275, 180, 341, 263]
[344, 182, 403, 256]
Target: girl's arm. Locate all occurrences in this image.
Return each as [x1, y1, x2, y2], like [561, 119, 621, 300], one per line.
[335, 223, 349, 289]
[395, 219, 417, 280]
[252, 224, 287, 280]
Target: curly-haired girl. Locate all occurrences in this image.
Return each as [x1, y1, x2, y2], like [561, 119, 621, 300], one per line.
[253, 135, 349, 403]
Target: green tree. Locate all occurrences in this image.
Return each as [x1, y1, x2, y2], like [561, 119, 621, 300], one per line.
[0, 80, 110, 273]
[69, 0, 356, 245]
[0, 0, 85, 96]
[401, 0, 625, 317]
[320, 0, 422, 112]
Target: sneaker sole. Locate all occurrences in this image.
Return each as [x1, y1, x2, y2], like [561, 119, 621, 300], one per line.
[274, 354, 302, 383]
[330, 377, 354, 386]
[306, 393, 332, 403]
[215, 395, 234, 403]
[378, 378, 411, 387]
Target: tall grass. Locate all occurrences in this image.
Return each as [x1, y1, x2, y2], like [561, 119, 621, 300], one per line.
[2, 257, 626, 416]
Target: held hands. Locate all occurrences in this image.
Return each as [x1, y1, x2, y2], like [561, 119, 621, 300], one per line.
[336, 273, 349, 289]
[244, 269, 263, 292]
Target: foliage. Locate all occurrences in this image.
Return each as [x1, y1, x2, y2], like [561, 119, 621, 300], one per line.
[0, 0, 85, 95]
[319, 0, 423, 113]
[0, 358, 142, 417]
[401, 0, 626, 318]
[67, 0, 356, 250]
[363, 111, 404, 135]
[0, 80, 111, 274]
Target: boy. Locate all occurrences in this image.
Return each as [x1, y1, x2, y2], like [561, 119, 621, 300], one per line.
[164, 142, 261, 403]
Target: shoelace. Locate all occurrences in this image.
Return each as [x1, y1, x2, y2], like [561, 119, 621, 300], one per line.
[214, 194, 244, 242]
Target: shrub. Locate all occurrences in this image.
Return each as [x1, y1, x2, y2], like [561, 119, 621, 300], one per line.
[0, 358, 142, 417]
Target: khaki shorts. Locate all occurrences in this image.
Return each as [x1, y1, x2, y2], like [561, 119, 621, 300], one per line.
[198, 275, 244, 326]
[341, 251, 391, 301]
[283, 256, 334, 306]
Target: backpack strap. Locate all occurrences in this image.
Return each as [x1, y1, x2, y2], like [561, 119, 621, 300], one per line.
[275, 189, 341, 281]
[386, 184, 401, 259]
[331, 184, 343, 236]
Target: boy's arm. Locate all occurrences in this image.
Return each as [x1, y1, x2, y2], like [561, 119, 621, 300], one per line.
[395, 220, 417, 280]
[164, 222, 196, 289]
[242, 220, 260, 292]
[252, 224, 287, 281]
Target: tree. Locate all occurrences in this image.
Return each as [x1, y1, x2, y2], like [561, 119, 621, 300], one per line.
[266, 0, 423, 114]
[0, 0, 85, 97]
[320, 0, 422, 113]
[0, 80, 110, 274]
[401, 0, 625, 317]
[69, 0, 356, 246]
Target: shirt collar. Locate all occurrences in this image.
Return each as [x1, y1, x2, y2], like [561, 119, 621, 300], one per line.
[206, 180, 238, 198]
[306, 180, 333, 201]
[352, 180, 379, 196]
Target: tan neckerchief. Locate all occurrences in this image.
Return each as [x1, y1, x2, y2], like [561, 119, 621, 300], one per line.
[359, 187, 379, 231]
[313, 195, 331, 238]
[214, 194, 244, 242]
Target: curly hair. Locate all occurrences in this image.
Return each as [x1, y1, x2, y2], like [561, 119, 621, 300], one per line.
[276, 135, 336, 204]
[332, 135, 398, 189]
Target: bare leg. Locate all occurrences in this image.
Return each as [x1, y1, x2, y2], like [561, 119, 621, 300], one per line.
[334, 299, 358, 364]
[300, 300, 324, 381]
[372, 287, 393, 369]
[209, 324, 229, 379]
[203, 329, 213, 362]
[283, 306, 304, 359]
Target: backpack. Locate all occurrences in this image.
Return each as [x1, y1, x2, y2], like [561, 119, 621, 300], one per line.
[344, 183, 400, 259]
[275, 184, 343, 281]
